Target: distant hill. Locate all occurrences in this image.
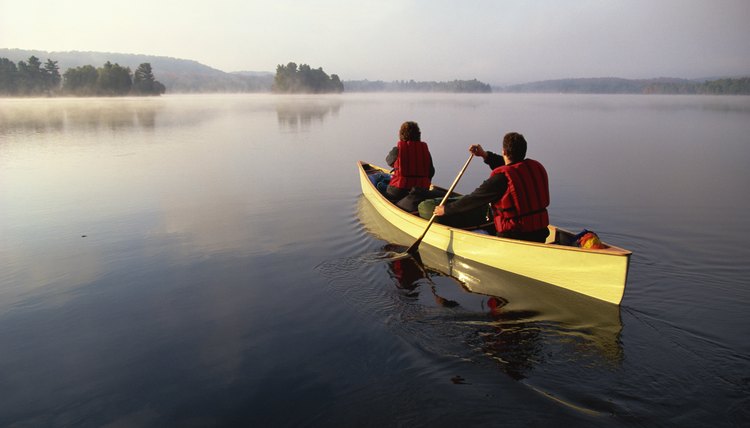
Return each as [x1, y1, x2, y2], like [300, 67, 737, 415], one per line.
[496, 76, 750, 95]
[343, 78, 492, 93]
[0, 49, 274, 93]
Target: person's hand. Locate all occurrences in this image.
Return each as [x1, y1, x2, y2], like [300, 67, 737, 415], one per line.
[469, 144, 487, 158]
[433, 205, 446, 216]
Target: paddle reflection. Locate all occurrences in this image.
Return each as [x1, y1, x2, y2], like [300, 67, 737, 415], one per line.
[357, 195, 624, 375]
[382, 243, 459, 308]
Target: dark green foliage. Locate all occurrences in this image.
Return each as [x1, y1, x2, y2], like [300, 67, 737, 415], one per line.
[132, 63, 166, 95]
[63, 65, 99, 95]
[18, 56, 43, 94]
[96, 61, 132, 95]
[43, 59, 61, 92]
[0, 55, 167, 96]
[0, 56, 63, 95]
[0, 58, 18, 94]
[273, 62, 344, 93]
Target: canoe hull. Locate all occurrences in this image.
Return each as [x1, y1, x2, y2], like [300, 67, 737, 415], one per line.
[358, 161, 631, 305]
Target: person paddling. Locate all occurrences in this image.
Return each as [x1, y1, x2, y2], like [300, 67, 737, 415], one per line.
[433, 132, 550, 243]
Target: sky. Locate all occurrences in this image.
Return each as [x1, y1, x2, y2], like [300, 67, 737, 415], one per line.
[1, 0, 749, 84]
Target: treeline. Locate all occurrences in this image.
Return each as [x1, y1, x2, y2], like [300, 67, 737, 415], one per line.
[644, 77, 750, 95]
[344, 78, 492, 93]
[0, 56, 61, 95]
[0, 55, 165, 96]
[273, 62, 343, 93]
[0, 49, 260, 94]
[499, 77, 750, 95]
[64, 61, 165, 96]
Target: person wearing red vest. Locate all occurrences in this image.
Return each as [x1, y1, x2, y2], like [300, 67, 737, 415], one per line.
[385, 121, 435, 211]
[433, 132, 550, 243]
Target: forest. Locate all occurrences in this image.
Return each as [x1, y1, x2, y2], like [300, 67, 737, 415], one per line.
[345, 78, 492, 93]
[0, 56, 165, 96]
[643, 77, 750, 95]
[498, 76, 750, 95]
[273, 62, 343, 93]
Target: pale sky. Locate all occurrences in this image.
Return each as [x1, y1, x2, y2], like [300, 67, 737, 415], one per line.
[1, 0, 748, 84]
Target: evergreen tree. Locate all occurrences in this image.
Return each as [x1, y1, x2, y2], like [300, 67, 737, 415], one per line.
[132, 63, 165, 95]
[26, 56, 43, 93]
[273, 62, 299, 92]
[14, 56, 45, 94]
[42, 59, 61, 94]
[0, 57, 18, 95]
[330, 74, 344, 92]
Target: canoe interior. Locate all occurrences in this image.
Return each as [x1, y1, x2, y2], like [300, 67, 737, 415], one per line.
[359, 161, 628, 252]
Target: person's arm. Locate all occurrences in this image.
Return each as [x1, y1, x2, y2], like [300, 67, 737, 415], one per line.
[436, 174, 507, 216]
[469, 144, 505, 169]
[484, 151, 505, 169]
[386, 146, 398, 167]
[428, 153, 435, 178]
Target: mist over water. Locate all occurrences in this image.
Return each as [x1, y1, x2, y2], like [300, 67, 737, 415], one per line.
[1, 94, 749, 426]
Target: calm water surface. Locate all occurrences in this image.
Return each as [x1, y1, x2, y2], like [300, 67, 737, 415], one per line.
[1, 94, 749, 426]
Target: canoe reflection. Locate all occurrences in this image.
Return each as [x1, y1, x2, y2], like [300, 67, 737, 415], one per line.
[358, 195, 623, 373]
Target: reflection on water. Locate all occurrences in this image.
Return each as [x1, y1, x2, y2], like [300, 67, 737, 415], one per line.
[354, 196, 623, 381]
[0, 95, 345, 138]
[0, 98, 164, 135]
[275, 98, 342, 132]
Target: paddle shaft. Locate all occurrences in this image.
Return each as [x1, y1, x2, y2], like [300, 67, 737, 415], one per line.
[406, 154, 474, 254]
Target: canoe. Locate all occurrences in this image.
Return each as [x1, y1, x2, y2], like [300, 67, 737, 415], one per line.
[358, 161, 632, 305]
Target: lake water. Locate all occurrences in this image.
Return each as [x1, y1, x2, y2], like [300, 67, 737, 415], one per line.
[1, 93, 749, 427]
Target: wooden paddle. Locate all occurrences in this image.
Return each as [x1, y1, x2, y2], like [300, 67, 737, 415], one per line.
[405, 153, 474, 255]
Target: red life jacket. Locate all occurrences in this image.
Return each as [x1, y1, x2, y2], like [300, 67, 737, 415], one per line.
[389, 140, 432, 189]
[489, 159, 550, 233]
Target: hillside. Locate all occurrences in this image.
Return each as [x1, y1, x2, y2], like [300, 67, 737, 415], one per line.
[496, 76, 750, 95]
[0, 49, 274, 93]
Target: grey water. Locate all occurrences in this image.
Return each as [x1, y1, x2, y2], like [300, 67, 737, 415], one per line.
[1, 93, 748, 427]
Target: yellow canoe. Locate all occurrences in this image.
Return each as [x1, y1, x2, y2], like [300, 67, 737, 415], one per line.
[358, 161, 631, 305]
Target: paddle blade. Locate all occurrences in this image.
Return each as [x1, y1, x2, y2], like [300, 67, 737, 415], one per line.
[405, 239, 422, 255]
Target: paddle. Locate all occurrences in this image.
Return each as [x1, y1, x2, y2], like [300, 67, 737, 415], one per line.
[404, 153, 474, 255]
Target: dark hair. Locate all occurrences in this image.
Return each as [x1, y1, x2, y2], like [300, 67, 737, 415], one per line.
[399, 121, 421, 142]
[502, 132, 527, 162]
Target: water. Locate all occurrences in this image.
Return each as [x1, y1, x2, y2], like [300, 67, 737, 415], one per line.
[1, 93, 749, 426]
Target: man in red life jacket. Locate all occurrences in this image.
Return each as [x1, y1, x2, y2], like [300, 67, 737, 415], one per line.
[385, 121, 435, 211]
[433, 132, 550, 243]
